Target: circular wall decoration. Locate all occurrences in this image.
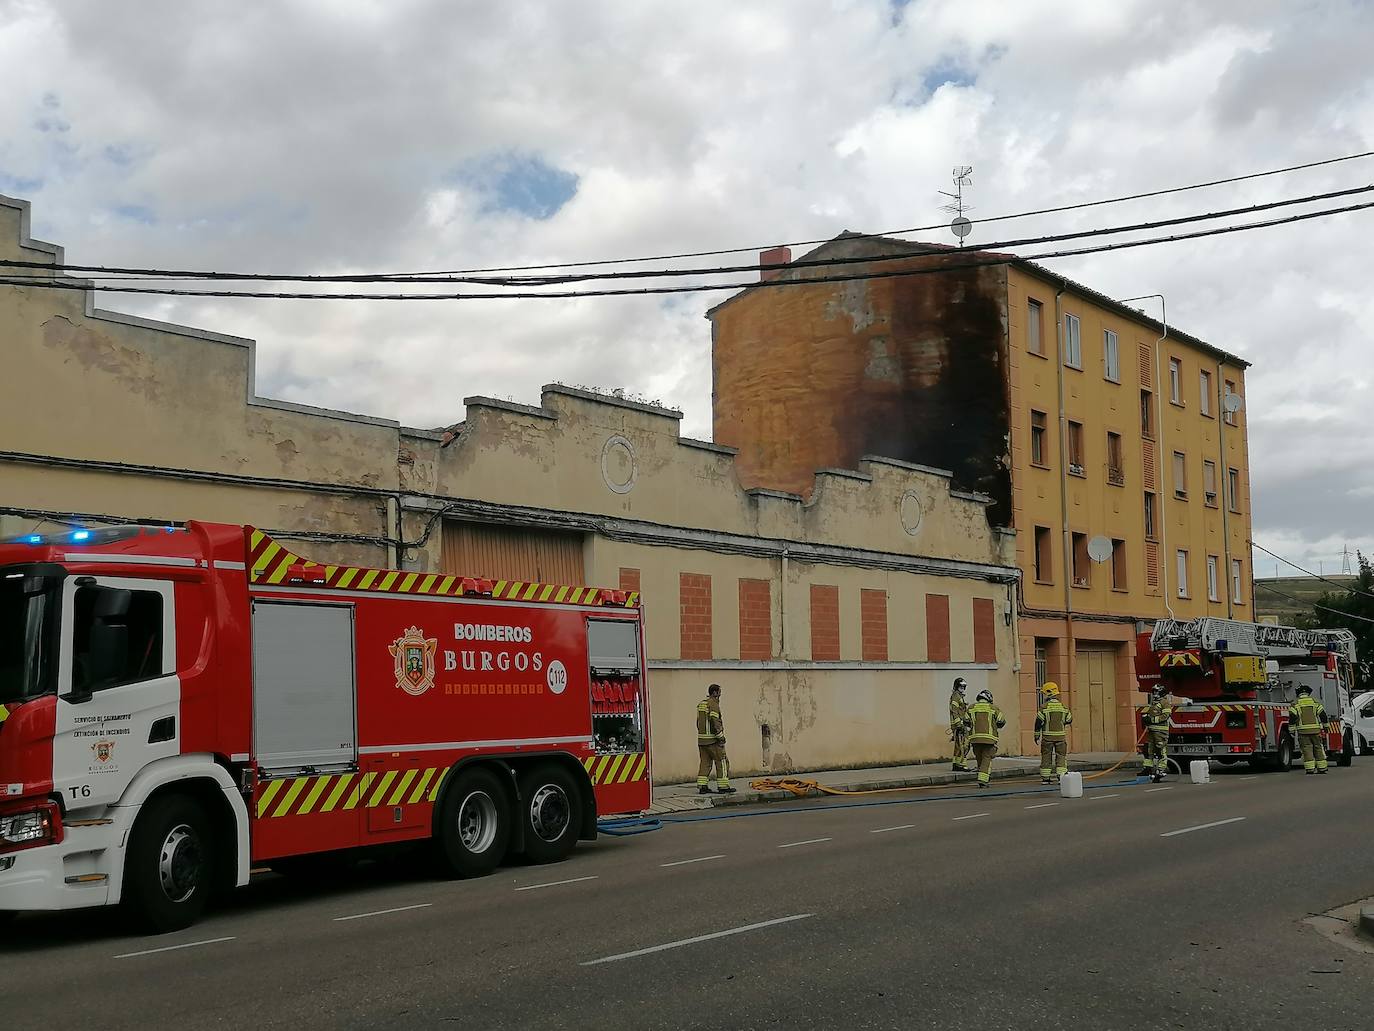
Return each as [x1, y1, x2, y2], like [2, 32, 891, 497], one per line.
[899, 490, 924, 536]
[601, 434, 638, 495]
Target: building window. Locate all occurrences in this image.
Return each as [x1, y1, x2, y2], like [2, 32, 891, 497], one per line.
[1207, 555, 1220, 602]
[1140, 389, 1154, 439]
[1144, 492, 1157, 541]
[1103, 330, 1120, 382]
[1034, 526, 1053, 583]
[1228, 467, 1241, 512]
[1203, 460, 1218, 506]
[1106, 431, 1124, 486]
[1176, 550, 1190, 598]
[1067, 421, 1085, 477]
[1072, 532, 1090, 588]
[1027, 298, 1044, 355]
[1172, 451, 1187, 499]
[1224, 379, 1239, 425]
[1030, 409, 1048, 467]
[1064, 313, 1082, 369]
[1169, 357, 1182, 404]
[1034, 642, 1049, 691]
[1232, 559, 1245, 604]
[1200, 369, 1213, 417]
[1111, 539, 1127, 590]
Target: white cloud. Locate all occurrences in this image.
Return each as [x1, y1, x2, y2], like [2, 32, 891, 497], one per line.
[1, 0, 1373, 561]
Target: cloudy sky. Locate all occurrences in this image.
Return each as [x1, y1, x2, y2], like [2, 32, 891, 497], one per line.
[2, 0, 1372, 575]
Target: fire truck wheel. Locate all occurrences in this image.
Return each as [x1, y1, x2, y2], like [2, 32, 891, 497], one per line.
[1276, 736, 1295, 772]
[123, 794, 213, 933]
[436, 767, 510, 878]
[1338, 731, 1354, 767]
[517, 764, 581, 864]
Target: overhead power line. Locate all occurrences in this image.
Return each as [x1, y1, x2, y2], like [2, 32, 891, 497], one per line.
[2, 196, 1372, 302]
[2, 184, 1371, 290]
[1251, 540, 1374, 602]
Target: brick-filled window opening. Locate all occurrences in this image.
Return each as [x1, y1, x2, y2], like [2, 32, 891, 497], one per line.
[1030, 410, 1048, 467]
[1067, 421, 1085, 477]
[1111, 539, 1127, 590]
[679, 572, 713, 660]
[860, 589, 888, 662]
[972, 598, 996, 663]
[925, 594, 951, 663]
[1027, 298, 1045, 355]
[1034, 526, 1053, 583]
[1072, 532, 1090, 588]
[809, 584, 840, 661]
[738, 578, 772, 660]
[1106, 431, 1124, 486]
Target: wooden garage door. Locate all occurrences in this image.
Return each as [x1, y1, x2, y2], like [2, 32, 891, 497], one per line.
[1073, 645, 1119, 752]
[441, 521, 584, 585]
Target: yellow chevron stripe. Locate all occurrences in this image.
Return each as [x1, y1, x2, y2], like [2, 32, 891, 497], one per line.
[337, 566, 360, 589]
[398, 572, 418, 593]
[605, 754, 627, 784]
[320, 773, 355, 813]
[582, 756, 596, 772]
[256, 779, 285, 818]
[419, 574, 438, 594]
[521, 582, 537, 600]
[377, 571, 399, 592]
[357, 569, 379, 590]
[297, 775, 332, 816]
[253, 541, 281, 576]
[428, 767, 450, 801]
[387, 768, 419, 806]
[494, 580, 508, 598]
[368, 770, 398, 807]
[634, 754, 648, 781]
[438, 576, 456, 595]
[408, 768, 437, 804]
[271, 777, 309, 818]
[250, 529, 266, 551]
[535, 584, 550, 601]
[343, 772, 376, 811]
[266, 555, 295, 584]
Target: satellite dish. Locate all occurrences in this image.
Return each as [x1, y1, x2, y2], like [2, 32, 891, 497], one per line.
[950, 216, 972, 240]
[1223, 392, 1244, 415]
[1087, 535, 1114, 563]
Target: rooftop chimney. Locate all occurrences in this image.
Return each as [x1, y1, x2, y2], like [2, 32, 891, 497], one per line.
[758, 245, 792, 282]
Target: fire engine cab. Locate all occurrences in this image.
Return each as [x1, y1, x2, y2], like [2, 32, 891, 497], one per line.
[0, 522, 652, 932]
[1135, 617, 1356, 772]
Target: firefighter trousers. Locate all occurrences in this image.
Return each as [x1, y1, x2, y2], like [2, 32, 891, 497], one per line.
[1143, 732, 1168, 774]
[1039, 738, 1068, 779]
[697, 744, 731, 787]
[951, 726, 971, 769]
[1298, 732, 1328, 773]
[971, 743, 997, 785]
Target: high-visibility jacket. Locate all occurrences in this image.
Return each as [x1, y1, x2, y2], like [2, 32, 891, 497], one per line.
[967, 701, 1005, 745]
[949, 693, 968, 727]
[697, 698, 725, 744]
[1034, 699, 1072, 740]
[1288, 695, 1327, 734]
[1144, 699, 1171, 735]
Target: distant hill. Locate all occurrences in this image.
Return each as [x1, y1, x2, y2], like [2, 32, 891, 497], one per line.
[1254, 575, 1357, 625]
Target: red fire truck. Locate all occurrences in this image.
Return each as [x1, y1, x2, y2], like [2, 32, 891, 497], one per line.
[1134, 617, 1356, 772]
[0, 522, 651, 932]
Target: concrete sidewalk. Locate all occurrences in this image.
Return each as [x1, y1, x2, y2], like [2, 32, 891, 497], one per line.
[648, 752, 1136, 813]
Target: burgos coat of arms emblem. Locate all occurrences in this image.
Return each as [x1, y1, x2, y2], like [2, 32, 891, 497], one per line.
[389, 626, 438, 697]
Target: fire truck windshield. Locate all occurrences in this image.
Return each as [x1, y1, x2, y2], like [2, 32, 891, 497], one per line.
[0, 566, 60, 706]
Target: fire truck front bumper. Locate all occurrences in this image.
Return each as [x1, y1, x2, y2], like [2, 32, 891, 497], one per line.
[0, 836, 113, 912]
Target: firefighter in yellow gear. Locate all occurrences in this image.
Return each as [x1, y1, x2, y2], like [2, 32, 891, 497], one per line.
[1141, 685, 1172, 782]
[966, 690, 1005, 788]
[1034, 683, 1072, 783]
[696, 683, 735, 794]
[1288, 684, 1329, 775]
[949, 678, 971, 771]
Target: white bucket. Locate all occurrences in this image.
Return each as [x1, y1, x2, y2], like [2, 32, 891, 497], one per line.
[1190, 760, 1211, 784]
[1059, 771, 1084, 798]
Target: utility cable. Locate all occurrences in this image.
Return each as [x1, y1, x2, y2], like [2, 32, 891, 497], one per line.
[2, 195, 1371, 301]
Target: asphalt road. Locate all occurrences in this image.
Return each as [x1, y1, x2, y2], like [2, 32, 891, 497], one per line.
[3, 764, 1373, 1030]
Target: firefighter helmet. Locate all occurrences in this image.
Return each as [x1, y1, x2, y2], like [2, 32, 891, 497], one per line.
[1151, 684, 1167, 698]
[1041, 682, 1060, 699]
[976, 689, 994, 704]
[1296, 684, 1313, 696]
[952, 677, 968, 694]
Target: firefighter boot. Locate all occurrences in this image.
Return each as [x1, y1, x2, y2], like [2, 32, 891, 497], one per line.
[698, 785, 714, 794]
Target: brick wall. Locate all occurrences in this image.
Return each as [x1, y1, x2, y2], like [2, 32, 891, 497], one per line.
[972, 597, 996, 663]
[926, 593, 951, 662]
[810, 584, 840, 661]
[679, 572, 713, 660]
[619, 567, 641, 595]
[738, 578, 772, 660]
[860, 588, 888, 662]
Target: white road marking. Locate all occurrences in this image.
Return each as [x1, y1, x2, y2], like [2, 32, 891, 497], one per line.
[1090, 793, 1122, 800]
[581, 914, 814, 966]
[1160, 817, 1246, 838]
[514, 875, 599, 892]
[115, 937, 236, 959]
[1145, 786, 1175, 793]
[1024, 802, 1060, 810]
[333, 903, 433, 922]
[952, 812, 990, 821]
[660, 855, 726, 868]
[778, 837, 832, 849]
[869, 824, 916, 834]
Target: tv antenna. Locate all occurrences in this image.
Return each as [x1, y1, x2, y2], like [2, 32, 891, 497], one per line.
[939, 165, 974, 245]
